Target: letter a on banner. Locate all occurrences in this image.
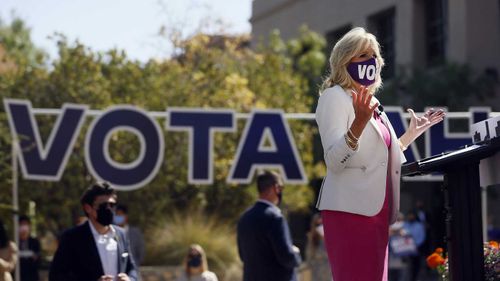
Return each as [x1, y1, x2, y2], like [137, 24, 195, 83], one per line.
[227, 110, 307, 184]
[4, 99, 87, 181]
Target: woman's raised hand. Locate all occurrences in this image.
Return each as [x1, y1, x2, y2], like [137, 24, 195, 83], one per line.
[399, 108, 445, 150]
[407, 108, 445, 138]
[350, 86, 379, 138]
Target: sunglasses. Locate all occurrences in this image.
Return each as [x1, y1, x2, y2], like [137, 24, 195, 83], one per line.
[94, 202, 117, 209]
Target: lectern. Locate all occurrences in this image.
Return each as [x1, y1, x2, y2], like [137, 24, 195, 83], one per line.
[402, 136, 500, 281]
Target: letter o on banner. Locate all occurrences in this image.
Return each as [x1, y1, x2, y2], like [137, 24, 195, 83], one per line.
[85, 106, 164, 190]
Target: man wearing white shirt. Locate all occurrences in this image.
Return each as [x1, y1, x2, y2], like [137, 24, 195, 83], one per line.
[49, 182, 138, 281]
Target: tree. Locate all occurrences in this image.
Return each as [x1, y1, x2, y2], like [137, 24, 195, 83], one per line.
[0, 17, 46, 68]
[0, 21, 326, 238]
[379, 63, 499, 111]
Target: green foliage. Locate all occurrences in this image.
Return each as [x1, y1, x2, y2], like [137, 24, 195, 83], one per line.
[145, 211, 241, 280]
[0, 18, 325, 251]
[287, 25, 327, 79]
[259, 25, 327, 101]
[0, 17, 47, 67]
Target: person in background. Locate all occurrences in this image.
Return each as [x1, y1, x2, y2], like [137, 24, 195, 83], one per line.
[414, 200, 428, 224]
[18, 215, 41, 281]
[176, 244, 218, 281]
[404, 211, 426, 281]
[49, 182, 138, 281]
[114, 205, 145, 266]
[74, 215, 88, 226]
[305, 213, 331, 281]
[414, 200, 431, 276]
[237, 170, 302, 281]
[388, 212, 407, 281]
[487, 216, 500, 241]
[0, 220, 18, 281]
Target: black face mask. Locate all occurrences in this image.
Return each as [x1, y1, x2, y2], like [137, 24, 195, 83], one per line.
[96, 204, 114, 226]
[188, 256, 202, 267]
[277, 192, 283, 206]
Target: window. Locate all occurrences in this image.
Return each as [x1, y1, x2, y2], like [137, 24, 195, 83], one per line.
[425, 0, 447, 65]
[368, 7, 396, 80]
[325, 24, 352, 51]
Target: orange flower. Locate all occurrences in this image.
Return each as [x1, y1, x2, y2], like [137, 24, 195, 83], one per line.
[489, 241, 499, 249]
[427, 253, 445, 269]
[435, 247, 444, 254]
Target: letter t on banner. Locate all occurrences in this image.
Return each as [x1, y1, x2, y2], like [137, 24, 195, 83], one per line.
[227, 110, 307, 184]
[167, 108, 235, 184]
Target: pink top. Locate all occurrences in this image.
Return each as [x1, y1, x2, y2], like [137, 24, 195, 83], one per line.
[320, 112, 393, 281]
[374, 112, 391, 148]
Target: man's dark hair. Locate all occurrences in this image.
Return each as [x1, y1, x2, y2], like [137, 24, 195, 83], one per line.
[0, 220, 8, 248]
[116, 204, 128, 214]
[80, 182, 116, 215]
[257, 171, 281, 193]
[19, 215, 31, 224]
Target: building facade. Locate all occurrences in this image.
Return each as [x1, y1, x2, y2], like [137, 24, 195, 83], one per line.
[251, 0, 500, 80]
[251, 0, 500, 250]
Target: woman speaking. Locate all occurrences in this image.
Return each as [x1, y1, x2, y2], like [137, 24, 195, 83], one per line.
[315, 27, 444, 281]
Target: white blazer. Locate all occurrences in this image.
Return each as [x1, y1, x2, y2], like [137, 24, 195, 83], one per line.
[315, 85, 406, 223]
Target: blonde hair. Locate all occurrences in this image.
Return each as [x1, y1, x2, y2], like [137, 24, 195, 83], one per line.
[183, 244, 209, 277]
[320, 27, 385, 94]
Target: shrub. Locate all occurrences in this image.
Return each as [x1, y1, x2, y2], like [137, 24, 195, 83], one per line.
[145, 211, 242, 281]
[427, 242, 500, 281]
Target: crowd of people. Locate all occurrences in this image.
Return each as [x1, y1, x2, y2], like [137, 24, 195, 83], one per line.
[0, 171, 441, 281]
[0, 182, 218, 281]
[0, 215, 43, 281]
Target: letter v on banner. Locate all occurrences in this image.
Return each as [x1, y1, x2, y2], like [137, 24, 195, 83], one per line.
[227, 110, 307, 184]
[3, 99, 88, 181]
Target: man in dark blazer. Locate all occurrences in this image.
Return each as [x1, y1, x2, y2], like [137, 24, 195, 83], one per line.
[114, 204, 145, 266]
[49, 182, 138, 281]
[237, 171, 302, 281]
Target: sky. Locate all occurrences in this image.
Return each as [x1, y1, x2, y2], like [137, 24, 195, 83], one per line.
[1, 0, 253, 62]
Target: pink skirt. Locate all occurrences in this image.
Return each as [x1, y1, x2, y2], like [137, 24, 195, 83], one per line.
[321, 178, 392, 281]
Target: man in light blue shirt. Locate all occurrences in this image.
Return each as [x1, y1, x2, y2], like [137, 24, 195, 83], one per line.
[403, 211, 426, 281]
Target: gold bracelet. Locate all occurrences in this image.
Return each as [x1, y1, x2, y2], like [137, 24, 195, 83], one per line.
[347, 128, 359, 141]
[348, 140, 359, 150]
[345, 134, 359, 150]
[345, 132, 358, 145]
[346, 137, 358, 147]
[398, 139, 407, 151]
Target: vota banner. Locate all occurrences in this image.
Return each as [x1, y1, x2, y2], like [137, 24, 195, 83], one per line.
[4, 99, 307, 190]
[3, 99, 491, 190]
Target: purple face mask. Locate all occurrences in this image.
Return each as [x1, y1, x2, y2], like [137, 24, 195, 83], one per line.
[347, 57, 377, 86]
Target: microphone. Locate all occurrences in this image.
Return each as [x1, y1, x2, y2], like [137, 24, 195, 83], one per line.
[376, 104, 384, 116]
